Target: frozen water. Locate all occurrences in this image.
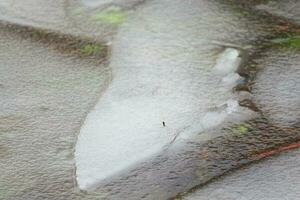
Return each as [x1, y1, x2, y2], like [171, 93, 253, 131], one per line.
[1, 0, 297, 199]
[184, 149, 300, 200]
[76, 45, 247, 190]
[81, 0, 144, 8]
[253, 49, 300, 127]
[214, 48, 241, 75]
[75, 0, 254, 190]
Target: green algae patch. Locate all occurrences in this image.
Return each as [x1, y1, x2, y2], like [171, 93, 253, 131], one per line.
[80, 44, 105, 57]
[231, 123, 252, 135]
[91, 10, 126, 26]
[271, 35, 300, 49]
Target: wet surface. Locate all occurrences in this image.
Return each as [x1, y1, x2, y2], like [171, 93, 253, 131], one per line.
[0, 0, 137, 41]
[256, 0, 300, 25]
[81, 118, 299, 199]
[75, 0, 266, 190]
[253, 48, 300, 127]
[0, 0, 299, 199]
[0, 26, 110, 200]
[183, 148, 300, 200]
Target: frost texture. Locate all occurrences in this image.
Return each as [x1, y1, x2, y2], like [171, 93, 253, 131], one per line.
[75, 0, 250, 190]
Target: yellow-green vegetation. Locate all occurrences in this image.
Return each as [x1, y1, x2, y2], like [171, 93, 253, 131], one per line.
[91, 10, 126, 26]
[80, 44, 105, 56]
[231, 123, 251, 135]
[271, 35, 300, 49]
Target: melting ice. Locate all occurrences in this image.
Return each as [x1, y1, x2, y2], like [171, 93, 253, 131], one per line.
[75, 0, 253, 190]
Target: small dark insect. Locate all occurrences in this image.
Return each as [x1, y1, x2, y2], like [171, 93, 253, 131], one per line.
[162, 121, 166, 127]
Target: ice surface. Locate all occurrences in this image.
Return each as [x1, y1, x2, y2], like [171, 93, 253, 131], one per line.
[253, 49, 300, 126]
[75, 47, 245, 189]
[75, 0, 251, 190]
[81, 0, 143, 8]
[82, 0, 114, 7]
[184, 149, 300, 200]
[214, 48, 241, 75]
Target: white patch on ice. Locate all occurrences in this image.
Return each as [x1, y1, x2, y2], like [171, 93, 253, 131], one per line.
[226, 99, 239, 114]
[75, 1, 252, 190]
[81, 0, 114, 7]
[201, 111, 227, 130]
[214, 48, 242, 75]
[81, 0, 142, 8]
[215, 48, 244, 87]
[222, 73, 243, 86]
[75, 47, 245, 190]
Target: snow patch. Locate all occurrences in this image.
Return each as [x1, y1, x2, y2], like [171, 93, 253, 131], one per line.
[75, 4, 249, 189]
[214, 48, 242, 75]
[75, 46, 246, 190]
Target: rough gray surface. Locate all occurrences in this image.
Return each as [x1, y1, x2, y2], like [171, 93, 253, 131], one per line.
[184, 149, 300, 200]
[252, 49, 300, 127]
[0, 0, 76, 35]
[256, 0, 300, 25]
[0, 0, 299, 200]
[0, 27, 109, 200]
[0, 0, 140, 41]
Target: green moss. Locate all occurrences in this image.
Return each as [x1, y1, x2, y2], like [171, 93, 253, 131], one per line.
[271, 35, 300, 49]
[80, 44, 104, 56]
[237, 125, 248, 134]
[231, 123, 251, 135]
[91, 10, 126, 26]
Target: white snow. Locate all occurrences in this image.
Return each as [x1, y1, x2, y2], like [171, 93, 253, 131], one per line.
[81, 0, 114, 7]
[214, 48, 242, 75]
[75, 1, 251, 190]
[75, 47, 245, 190]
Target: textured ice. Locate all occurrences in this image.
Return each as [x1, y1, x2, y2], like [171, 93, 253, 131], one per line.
[81, 0, 143, 8]
[82, 0, 115, 7]
[253, 49, 300, 126]
[75, 1, 250, 190]
[184, 149, 300, 200]
[214, 48, 242, 75]
[75, 48, 245, 189]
